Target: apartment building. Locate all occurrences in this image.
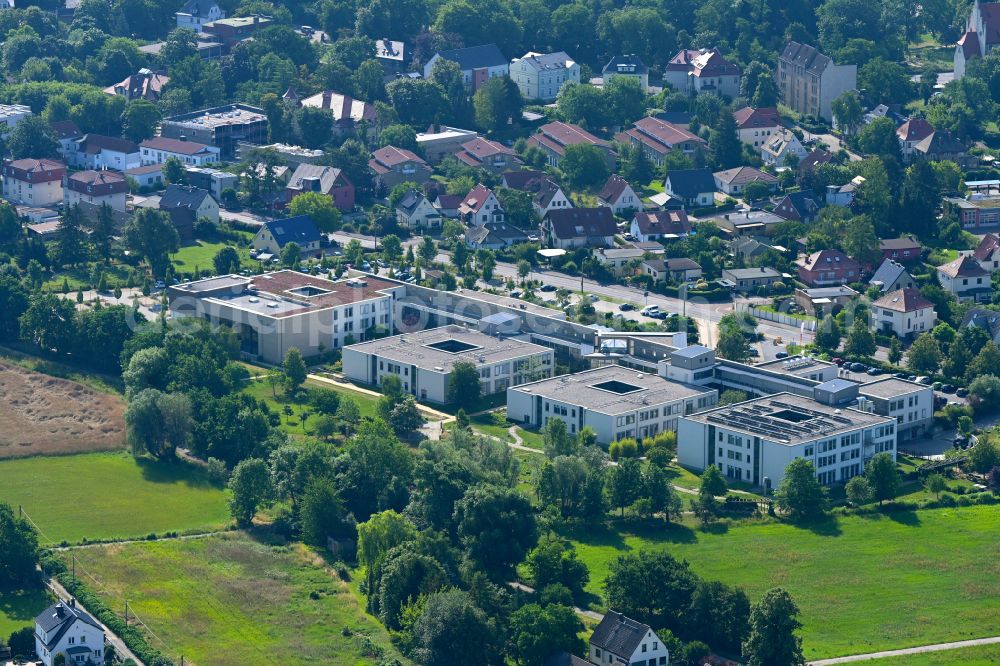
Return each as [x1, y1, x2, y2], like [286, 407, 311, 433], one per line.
[858, 378, 934, 441]
[777, 41, 857, 121]
[140, 137, 221, 166]
[510, 51, 580, 101]
[64, 170, 128, 211]
[160, 104, 268, 158]
[2, 158, 65, 207]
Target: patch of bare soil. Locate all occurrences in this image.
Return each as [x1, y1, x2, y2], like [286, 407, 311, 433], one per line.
[0, 361, 125, 458]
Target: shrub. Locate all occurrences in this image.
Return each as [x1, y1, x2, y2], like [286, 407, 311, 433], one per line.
[206, 457, 229, 484]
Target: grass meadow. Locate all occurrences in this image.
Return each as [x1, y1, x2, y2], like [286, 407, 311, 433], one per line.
[0, 452, 230, 544]
[564, 505, 1000, 660]
[869, 644, 1000, 665]
[0, 588, 52, 639]
[62, 533, 404, 666]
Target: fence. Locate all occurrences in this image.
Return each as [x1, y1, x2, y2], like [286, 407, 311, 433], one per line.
[736, 303, 817, 330]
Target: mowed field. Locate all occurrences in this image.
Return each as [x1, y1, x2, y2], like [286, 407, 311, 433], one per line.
[868, 644, 1000, 664]
[0, 361, 125, 458]
[0, 588, 52, 638]
[65, 533, 405, 666]
[0, 452, 231, 544]
[565, 506, 1000, 660]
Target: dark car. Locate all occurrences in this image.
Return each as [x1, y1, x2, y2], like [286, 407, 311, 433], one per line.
[867, 367, 883, 375]
[941, 384, 956, 394]
[894, 372, 909, 379]
[539, 284, 557, 292]
[775, 351, 789, 359]
[956, 387, 969, 398]
[850, 362, 867, 372]
[619, 303, 636, 311]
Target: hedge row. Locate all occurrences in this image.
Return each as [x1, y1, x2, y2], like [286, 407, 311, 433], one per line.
[55, 572, 175, 666]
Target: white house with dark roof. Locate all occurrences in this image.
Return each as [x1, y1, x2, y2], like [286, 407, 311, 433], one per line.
[63, 134, 140, 171]
[140, 136, 221, 166]
[601, 55, 649, 91]
[597, 174, 639, 216]
[761, 129, 807, 166]
[663, 168, 715, 208]
[253, 215, 322, 257]
[870, 288, 937, 340]
[395, 189, 441, 230]
[542, 208, 617, 249]
[644, 257, 702, 283]
[630, 210, 691, 242]
[459, 183, 504, 226]
[34, 599, 105, 666]
[176, 0, 225, 30]
[938, 255, 993, 302]
[896, 118, 935, 159]
[870, 259, 916, 294]
[510, 51, 580, 101]
[663, 47, 741, 97]
[589, 612, 669, 665]
[423, 44, 509, 91]
[160, 183, 219, 227]
[733, 106, 781, 147]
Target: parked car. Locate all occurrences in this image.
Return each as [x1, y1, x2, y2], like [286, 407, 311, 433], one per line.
[376, 259, 388, 268]
[941, 384, 956, 394]
[510, 290, 522, 298]
[850, 362, 867, 372]
[589, 294, 600, 302]
[867, 367, 883, 375]
[540, 284, 556, 292]
[775, 351, 789, 359]
[916, 376, 931, 385]
[956, 387, 969, 398]
[894, 372, 909, 379]
[640, 305, 660, 316]
[619, 303, 636, 311]
[832, 357, 844, 366]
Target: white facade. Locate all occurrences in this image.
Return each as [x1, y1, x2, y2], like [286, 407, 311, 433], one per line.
[0, 103, 31, 134]
[761, 130, 807, 166]
[140, 142, 221, 166]
[397, 195, 442, 230]
[3, 176, 62, 207]
[678, 393, 897, 488]
[510, 52, 580, 102]
[35, 603, 105, 666]
[64, 188, 127, 212]
[176, 1, 225, 30]
[871, 303, 936, 340]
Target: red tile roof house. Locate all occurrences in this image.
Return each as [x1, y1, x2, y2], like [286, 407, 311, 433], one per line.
[733, 106, 781, 147]
[895, 118, 934, 160]
[938, 255, 992, 302]
[973, 232, 1000, 272]
[454, 137, 523, 174]
[541, 207, 617, 249]
[285, 163, 355, 211]
[368, 145, 431, 190]
[712, 166, 778, 197]
[597, 174, 640, 216]
[629, 210, 691, 242]
[879, 236, 922, 263]
[796, 249, 861, 287]
[870, 288, 937, 340]
[140, 136, 221, 166]
[64, 170, 128, 211]
[458, 183, 505, 226]
[2, 158, 66, 207]
[617, 116, 706, 167]
[526, 121, 616, 170]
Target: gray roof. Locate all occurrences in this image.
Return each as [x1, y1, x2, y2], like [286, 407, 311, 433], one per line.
[665, 257, 701, 271]
[665, 168, 715, 198]
[546, 654, 590, 666]
[435, 44, 507, 70]
[517, 51, 575, 71]
[160, 184, 212, 211]
[396, 189, 429, 216]
[870, 259, 909, 292]
[511, 365, 713, 415]
[590, 611, 651, 657]
[724, 267, 781, 279]
[814, 378, 857, 393]
[961, 308, 1000, 343]
[859, 377, 927, 399]
[672, 344, 712, 359]
[781, 41, 833, 76]
[35, 601, 101, 650]
[345, 325, 549, 372]
[602, 55, 649, 76]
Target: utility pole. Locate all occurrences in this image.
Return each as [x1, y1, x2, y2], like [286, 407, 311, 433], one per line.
[124, 600, 129, 626]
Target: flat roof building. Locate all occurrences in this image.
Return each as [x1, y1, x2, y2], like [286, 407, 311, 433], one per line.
[858, 377, 934, 441]
[508, 365, 717, 443]
[160, 104, 268, 158]
[168, 270, 403, 363]
[343, 325, 554, 404]
[678, 392, 896, 489]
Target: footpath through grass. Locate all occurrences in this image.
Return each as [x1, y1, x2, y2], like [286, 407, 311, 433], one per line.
[0, 452, 230, 544]
[65, 532, 404, 666]
[565, 505, 1000, 660]
[868, 644, 1000, 665]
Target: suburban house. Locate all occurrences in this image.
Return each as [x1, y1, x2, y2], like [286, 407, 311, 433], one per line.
[62, 134, 140, 170]
[795, 285, 858, 316]
[946, 192, 1000, 228]
[973, 232, 1000, 272]
[871, 288, 937, 340]
[961, 307, 1000, 345]
[176, 0, 224, 30]
[761, 129, 807, 166]
[713, 166, 778, 197]
[503, 170, 572, 217]
[588, 611, 670, 666]
[644, 257, 702, 283]
[796, 249, 861, 287]
[253, 215, 322, 257]
[798, 148, 833, 179]
[64, 170, 127, 211]
[870, 259, 917, 293]
[597, 174, 640, 216]
[880, 236, 922, 263]
[913, 129, 967, 164]
[459, 183, 505, 226]
[140, 137, 221, 166]
[896, 117, 935, 160]
[103, 68, 169, 101]
[773, 189, 822, 223]
[601, 54, 649, 92]
[722, 267, 782, 292]
[433, 193, 463, 218]
[464, 222, 528, 250]
[630, 210, 691, 242]
[34, 600, 105, 666]
[299, 91, 376, 134]
[124, 163, 165, 190]
[937, 255, 992, 302]
[664, 168, 716, 208]
[617, 116, 706, 167]
[374, 38, 407, 71]
[369, 145, 432, 190]
[730, 236, 776, 261]
[777, 41, 858, 121]
[663, 47, 741, 97]
[510, 51, 580, 101]
[160, 183, 220, 229]
[734, 106, 782, 147]
[285, 164, 355, 211]
[542, 207, 617, 249]
[826, 176, 865, 207]
[955, 0, 1000, 77]
[594, 247, 644, 276]
[455, 137, 523, 174]
[423, 44, 509, 91]
[527, 121, 616, 169]
[2, 158, 65, 207]
[50, 120, 82, 154]
[185, 166, 238, 200]
[395, 189, 442, 230]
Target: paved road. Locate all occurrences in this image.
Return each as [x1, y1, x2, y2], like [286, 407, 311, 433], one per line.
[47, 577, 145, 666]
[808, 636, 1000, 664]
[220, 209, 268, 228]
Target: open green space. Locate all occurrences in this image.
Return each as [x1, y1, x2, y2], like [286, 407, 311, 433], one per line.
[0, 452, 230, 544]
[43, 263, 134, 292]
[64, 533, 404, 666]
[171, 239, 252, 274]
[243, 377, 380, 435]
[870, 644, 1000, 665]
[564, 505, 1000, 660]
[0, 588, 52, 638]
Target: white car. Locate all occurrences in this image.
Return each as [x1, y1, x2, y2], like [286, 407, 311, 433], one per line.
[641, 305, 660, 316]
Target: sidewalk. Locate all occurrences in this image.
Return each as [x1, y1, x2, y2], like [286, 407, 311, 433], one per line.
[307, 373, 454, 422]
[809, 636, 1000, 664]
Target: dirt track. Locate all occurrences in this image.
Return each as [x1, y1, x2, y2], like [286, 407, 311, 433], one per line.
[0, 361, 125, 458]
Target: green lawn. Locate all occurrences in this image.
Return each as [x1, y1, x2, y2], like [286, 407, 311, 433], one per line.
[243, 377, 380, 436]
[0, 587, 52, 638]
[0, 452, 230, 544]
[564, 505, 1000, 660]
[43, 263, 134, 292]
[870, 644, 1000, 665]
[63, 533, 404, 666]
[171, 239, 252, 274]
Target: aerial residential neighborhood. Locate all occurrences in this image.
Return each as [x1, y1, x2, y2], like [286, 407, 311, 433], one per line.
[0, 1, 999, 666]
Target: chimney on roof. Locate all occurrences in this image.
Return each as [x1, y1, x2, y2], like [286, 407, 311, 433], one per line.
[69, 598, 76, 608]
[55, 603, 65, 617]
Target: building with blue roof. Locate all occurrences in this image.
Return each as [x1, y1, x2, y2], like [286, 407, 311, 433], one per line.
[252, 215, 322, 257]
